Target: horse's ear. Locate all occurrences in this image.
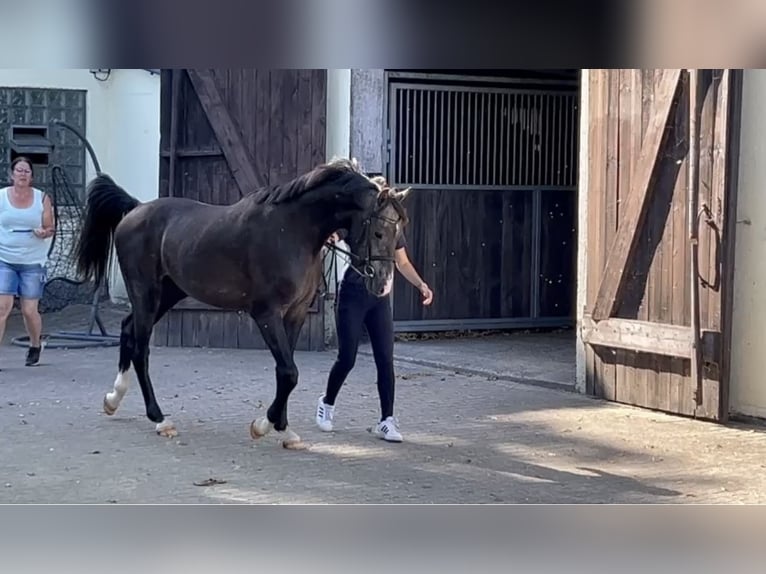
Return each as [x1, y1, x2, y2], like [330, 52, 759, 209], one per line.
[393, 186, 412, 201]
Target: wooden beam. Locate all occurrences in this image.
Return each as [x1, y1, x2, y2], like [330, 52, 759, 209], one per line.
[591, 69, 683, 320]
[688, 69, 704, 406]
[160, 148, 224, 159]
[168, 69, 180, 198]
[581, 315, 720, 364]
[174, 296, 321, 314]
[718, 69, 742, 424]
[186, 69, 267, 196]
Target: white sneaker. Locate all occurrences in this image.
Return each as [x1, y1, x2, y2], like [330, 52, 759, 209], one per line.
[315, 396, 335, 432]
[374, 416, 403, 442]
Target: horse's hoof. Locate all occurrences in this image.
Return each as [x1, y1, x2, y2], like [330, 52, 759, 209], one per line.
[103, 395, 117, 416]
[278, 427, 306, 450]
[155, 420, 178, 438]
[279, 428, 304, 450]
[250, 418, 273, 439]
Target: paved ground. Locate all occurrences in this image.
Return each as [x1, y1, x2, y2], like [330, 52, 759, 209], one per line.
[388, 329, 575, 391]
[1, 303, 766, 504]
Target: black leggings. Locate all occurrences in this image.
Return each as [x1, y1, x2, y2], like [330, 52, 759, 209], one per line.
[323, 280, 395, 421]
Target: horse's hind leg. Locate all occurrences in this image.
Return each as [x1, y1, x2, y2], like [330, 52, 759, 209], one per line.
[102, 313, 136, 416]
[103, 279, 186, 438]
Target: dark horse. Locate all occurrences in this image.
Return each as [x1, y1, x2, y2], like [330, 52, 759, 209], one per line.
[73, 158, 410, 448]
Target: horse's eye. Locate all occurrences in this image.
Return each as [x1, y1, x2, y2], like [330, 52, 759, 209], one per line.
[375, 232, 383, 239]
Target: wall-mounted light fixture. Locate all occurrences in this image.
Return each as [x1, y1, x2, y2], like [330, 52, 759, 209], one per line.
[89, 69, 111, 81]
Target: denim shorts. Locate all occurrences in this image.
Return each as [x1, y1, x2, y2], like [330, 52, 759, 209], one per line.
[0, 260, 47, 299]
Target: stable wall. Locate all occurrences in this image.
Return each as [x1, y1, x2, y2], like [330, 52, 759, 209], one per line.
[575, 70, 590, 394]
[0, 69, 161, 301]
[729, 69, 766, 419]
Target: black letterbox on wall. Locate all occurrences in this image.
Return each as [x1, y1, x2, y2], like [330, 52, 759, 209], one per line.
[9, 124, 54, 167]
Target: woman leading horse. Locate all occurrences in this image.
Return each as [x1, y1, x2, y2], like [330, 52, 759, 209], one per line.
[73, 158, 410, 448]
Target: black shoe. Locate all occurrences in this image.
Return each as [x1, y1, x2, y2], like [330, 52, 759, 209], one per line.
[25, 346, 41, 366]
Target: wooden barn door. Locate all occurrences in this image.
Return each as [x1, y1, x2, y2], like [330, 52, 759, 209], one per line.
[581, 69, 741, 422]
[153, 68, 328, 351]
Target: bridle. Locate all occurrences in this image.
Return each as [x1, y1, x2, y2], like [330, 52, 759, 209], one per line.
[323, 197, 403, 279]
[318, 179, 409, 301]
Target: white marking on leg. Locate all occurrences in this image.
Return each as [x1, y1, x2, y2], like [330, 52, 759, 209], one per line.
[250, 417, 274, 439]
[155, 419, 177, 437]
[104, 368, 131, 415]
[278, 427, 303, 449]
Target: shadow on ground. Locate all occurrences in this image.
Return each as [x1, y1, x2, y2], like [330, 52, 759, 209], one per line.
[1, 302, 764, 504]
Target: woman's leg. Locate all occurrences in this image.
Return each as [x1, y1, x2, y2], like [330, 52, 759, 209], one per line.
[316, 282, 369, 431]
[20, 298, 42, 346]
[0, 295, 14, 348]
[0, 261, 20, 352]
[364, 295, 402, 442]
[364, 295, 396, 420]
[18, 264, 46, 365]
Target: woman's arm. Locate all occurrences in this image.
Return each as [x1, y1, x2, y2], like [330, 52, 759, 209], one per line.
[395, 247, 433, 305]
[34, 194, 55, 239]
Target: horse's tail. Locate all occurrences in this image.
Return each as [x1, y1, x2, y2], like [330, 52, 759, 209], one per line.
[74, 173, 141, 287]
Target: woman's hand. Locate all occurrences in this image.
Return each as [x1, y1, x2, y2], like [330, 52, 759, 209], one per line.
[418, 282, 433, 306]
[33, 227, 52, 239]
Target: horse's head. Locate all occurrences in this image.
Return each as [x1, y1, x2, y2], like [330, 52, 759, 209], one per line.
[346, 176, 411, 297]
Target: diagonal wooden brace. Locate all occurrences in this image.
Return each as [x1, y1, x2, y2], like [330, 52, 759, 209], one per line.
[591, 69, 683, 321]
[186, 69, 267, 196]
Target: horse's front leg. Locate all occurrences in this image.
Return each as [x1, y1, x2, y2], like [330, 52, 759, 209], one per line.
[249, 308, 303, 449]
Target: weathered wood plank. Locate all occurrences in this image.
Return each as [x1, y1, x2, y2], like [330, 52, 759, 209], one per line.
[153, 315, 169, 347]
[268, 71, 285, 186]
[254, 70, 271, 187]
[586, 69, 609, 399]
[223, 312, 239, 348]
[310, 70, 327, 167]
[186, 69, 267, 195]
[168, 69, 180, 198]
[296, 70, 314, 173]
[718, 69, 742, 424]
[603, 69, 621, 403]
[160, 148, 223, 158]
[591, 69, 682, 321]
[174, 296, 321, 315]
[581, 315, 719, 363]
[392, 188, 532, 322]
[620, 70, 644, 409]
[167, 311, 183, 348]
[688, 69, 704, 407]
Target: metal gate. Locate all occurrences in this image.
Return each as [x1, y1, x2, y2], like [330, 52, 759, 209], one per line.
[386, 72, 580, 331]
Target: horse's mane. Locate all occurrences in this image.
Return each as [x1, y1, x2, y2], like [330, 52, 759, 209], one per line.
[248, 158, 376, 205]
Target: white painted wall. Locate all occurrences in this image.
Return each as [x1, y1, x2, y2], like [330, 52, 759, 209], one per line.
[0, 68, 161, 301]
[326, 69, 351, 161]
[324, 69, 353, 288]
[729, 69, 766, 419]
[575, 70, 589, 395]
